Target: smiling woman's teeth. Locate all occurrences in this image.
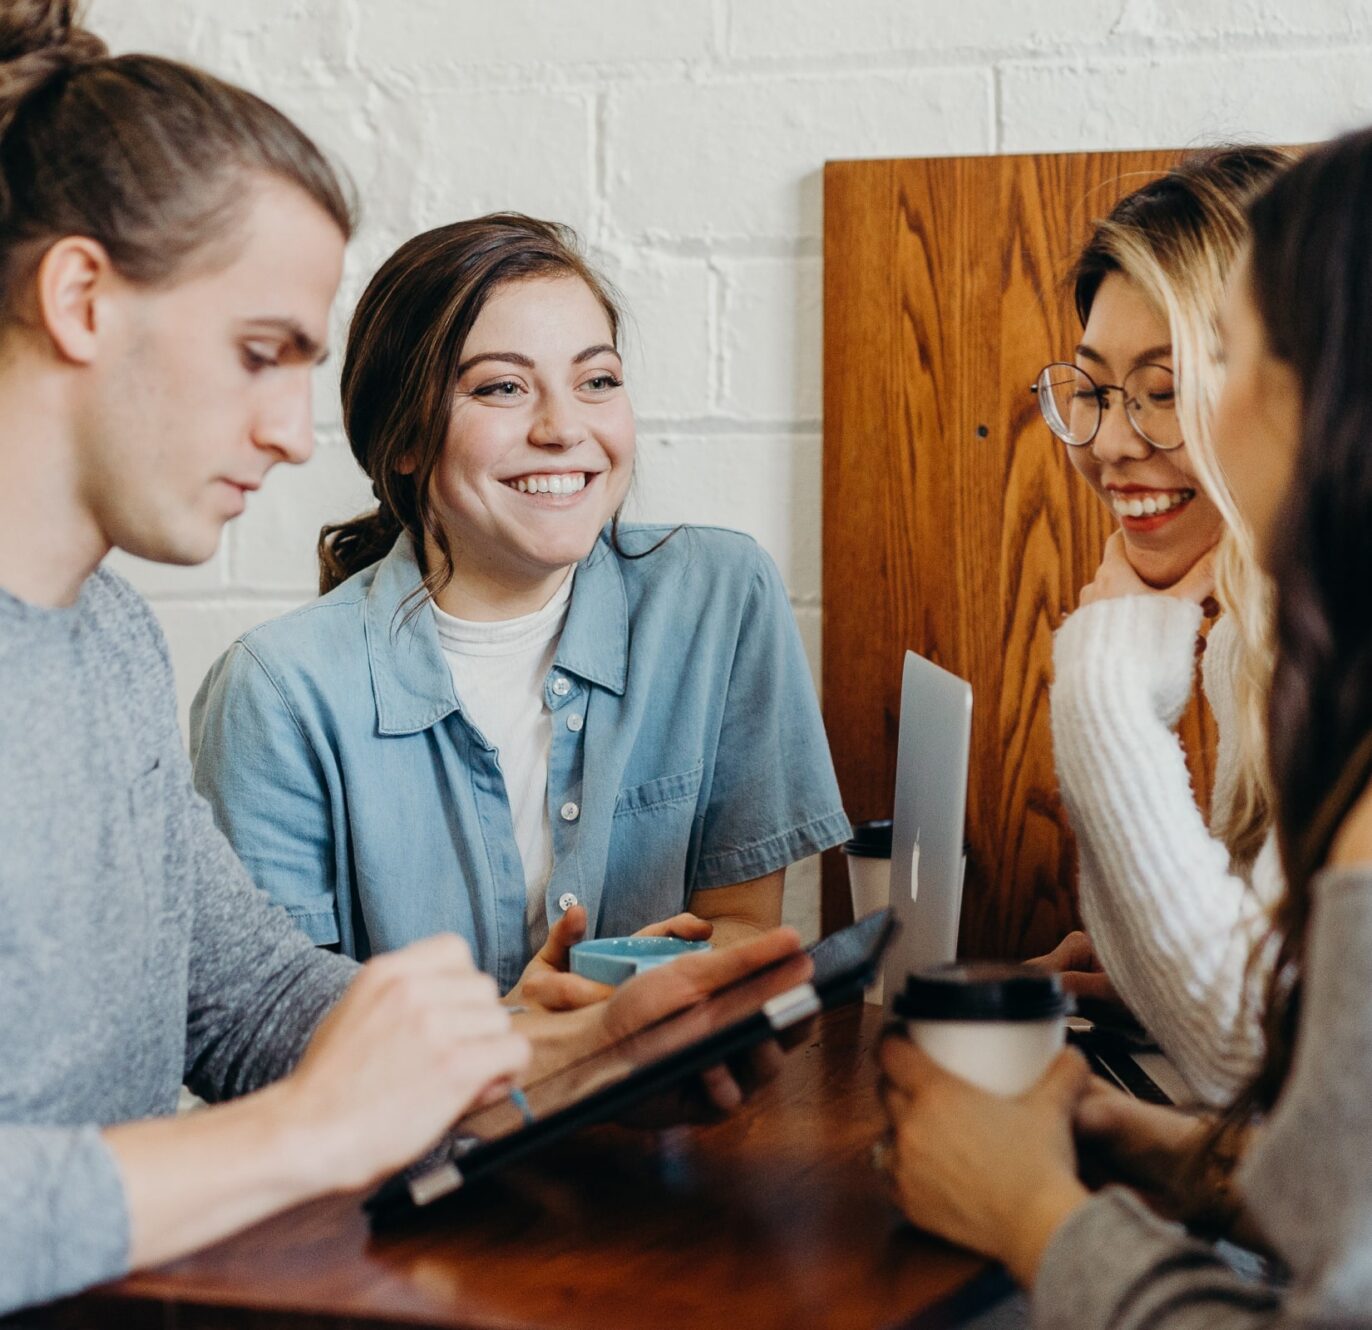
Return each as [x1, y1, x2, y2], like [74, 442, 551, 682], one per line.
[507, 473, 588, 495]
[1111, 488, 1195, 518]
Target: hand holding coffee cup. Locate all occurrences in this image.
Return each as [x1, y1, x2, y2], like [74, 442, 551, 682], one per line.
[892, 962, 1073, 1096]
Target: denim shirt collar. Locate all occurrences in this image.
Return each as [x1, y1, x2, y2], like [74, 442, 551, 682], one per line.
[554, 530, 629, 697]
[365, 529, 628, 736]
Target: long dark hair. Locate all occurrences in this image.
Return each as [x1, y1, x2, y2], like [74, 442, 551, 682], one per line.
[1204, 127, 1372, 1196]
[320, 213, 640, 599]
[0, 0, 352, 316]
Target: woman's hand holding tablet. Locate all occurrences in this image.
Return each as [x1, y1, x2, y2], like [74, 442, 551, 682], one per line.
[514, 925, 808, 1097]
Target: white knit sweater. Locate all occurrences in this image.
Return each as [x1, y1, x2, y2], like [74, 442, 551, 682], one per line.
[1051, 597, 1281, 1106]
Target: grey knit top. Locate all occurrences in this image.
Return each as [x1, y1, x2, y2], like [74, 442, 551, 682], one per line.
[1035, 863, 1372, 1327]
[0, 569, 355, 1315]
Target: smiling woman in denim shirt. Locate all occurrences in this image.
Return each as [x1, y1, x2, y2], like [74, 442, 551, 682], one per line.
[190, 213, 849, 1004]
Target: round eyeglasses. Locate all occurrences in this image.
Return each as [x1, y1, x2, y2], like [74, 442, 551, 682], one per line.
[1031, 361, 1182, 450]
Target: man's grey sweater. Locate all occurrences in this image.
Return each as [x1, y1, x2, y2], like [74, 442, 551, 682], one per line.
[0, 569, 355, 1315]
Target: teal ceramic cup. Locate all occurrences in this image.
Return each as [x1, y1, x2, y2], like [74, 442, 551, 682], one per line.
[570, 936, 711, 986]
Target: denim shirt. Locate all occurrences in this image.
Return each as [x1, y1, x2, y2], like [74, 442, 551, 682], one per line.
[190, 524, 849, 993]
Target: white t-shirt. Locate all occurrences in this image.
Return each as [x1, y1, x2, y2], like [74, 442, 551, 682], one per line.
[431, 573, 574, 952]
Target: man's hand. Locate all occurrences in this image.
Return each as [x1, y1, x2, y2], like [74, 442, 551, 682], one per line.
[107, 933, 529, 1272]
[283, 933, 530, 1192]
[507, 904, 714, 1012]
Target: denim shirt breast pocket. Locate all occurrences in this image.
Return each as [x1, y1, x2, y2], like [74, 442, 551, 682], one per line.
[604, 761, 705, 922]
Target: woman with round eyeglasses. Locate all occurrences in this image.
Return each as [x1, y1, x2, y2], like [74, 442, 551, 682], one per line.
[1034, 332, 1208, 582]
[1026, 147, 1292, 1107]
[1035, 358, 1181, 451]
[878, 122, 1372, 1330]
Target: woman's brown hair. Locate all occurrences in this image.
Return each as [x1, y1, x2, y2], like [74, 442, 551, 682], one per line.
[0, 0, 353, 318]
[1192, 129, 1372, 1221]
[319, 213, 626, 599]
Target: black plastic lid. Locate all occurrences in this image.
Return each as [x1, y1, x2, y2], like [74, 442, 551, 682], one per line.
[892, 962, 1072, 1022]
[842, 818, 892, 859]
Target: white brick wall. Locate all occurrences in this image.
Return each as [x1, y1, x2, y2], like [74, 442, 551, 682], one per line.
[90, 0, 1372, 940]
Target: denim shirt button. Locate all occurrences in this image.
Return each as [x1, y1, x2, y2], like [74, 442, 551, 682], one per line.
[557, 891, 579, 911]
[566, 713, 584, 733]
[551, 676, 572, 697]
[560, 801, 580, 822]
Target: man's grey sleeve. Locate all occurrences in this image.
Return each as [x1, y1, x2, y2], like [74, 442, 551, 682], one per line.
[0, 1125, 129, 1315]
[178, 745, 357, 1100]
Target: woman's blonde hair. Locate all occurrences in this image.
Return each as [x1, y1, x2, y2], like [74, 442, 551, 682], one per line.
[1071, 146, 1293, 872]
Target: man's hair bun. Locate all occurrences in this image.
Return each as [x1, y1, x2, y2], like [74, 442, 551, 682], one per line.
[0, 0, 351, 318]
[0, 0, 105, 67]
[0, 0, 105, 140]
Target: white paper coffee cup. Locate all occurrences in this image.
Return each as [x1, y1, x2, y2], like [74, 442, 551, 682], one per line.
[893, 963, 1072, 1096]
[842, 820, 892, 1003]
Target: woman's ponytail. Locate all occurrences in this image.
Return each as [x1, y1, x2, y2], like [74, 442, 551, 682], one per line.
[317, 505, 404, 595]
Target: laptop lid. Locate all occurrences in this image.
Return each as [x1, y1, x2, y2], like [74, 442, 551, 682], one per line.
[883, 650, 973, 1004]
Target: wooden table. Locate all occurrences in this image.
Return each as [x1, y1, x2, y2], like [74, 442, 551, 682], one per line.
[34, 1005, 1008, 1330]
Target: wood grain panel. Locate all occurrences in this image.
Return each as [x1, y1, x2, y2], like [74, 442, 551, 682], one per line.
[822, 150, 1219, 957]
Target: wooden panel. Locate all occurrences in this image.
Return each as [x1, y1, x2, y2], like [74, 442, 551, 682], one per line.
[821, 150, 1218, 957]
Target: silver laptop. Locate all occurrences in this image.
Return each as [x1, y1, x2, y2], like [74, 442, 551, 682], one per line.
[882, 650, 973, 1004]
[878, 650, 1186, 1104]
